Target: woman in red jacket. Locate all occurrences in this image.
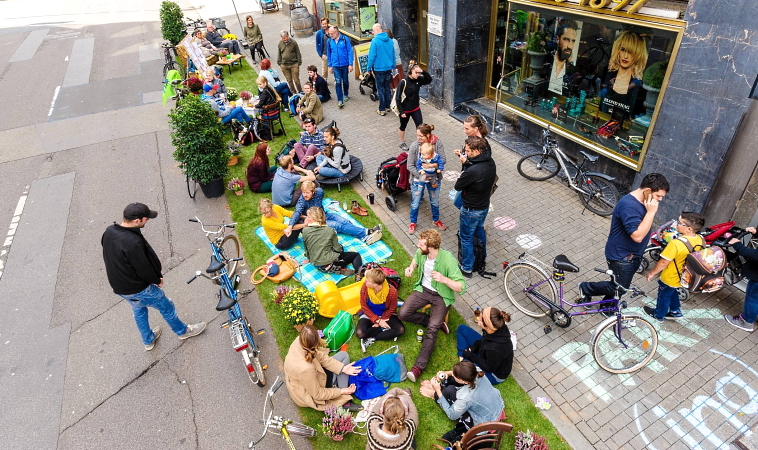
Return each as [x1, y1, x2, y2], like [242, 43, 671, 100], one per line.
[356, 268, 405, 352]
[246, 143, 276, 193]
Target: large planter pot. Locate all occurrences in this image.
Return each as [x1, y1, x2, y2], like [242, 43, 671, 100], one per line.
[293, 318, 315, 333]
[642, 83, 661, 116]
[228, 155, 239, 166]
[199, 177, 225, 198]
[526, 50, 549, 83]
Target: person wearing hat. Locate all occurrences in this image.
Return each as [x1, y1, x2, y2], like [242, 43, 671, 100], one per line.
[201, 83, 252, 125]
[101, 203, 206, 350]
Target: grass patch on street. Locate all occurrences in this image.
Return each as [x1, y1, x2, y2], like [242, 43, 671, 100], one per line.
[214, 59, 571, 450]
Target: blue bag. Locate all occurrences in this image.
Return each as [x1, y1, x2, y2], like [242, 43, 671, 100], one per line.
[348, 356, 388, 400]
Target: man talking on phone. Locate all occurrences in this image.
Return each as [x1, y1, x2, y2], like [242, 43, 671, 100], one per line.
[578, 173, 670, 313]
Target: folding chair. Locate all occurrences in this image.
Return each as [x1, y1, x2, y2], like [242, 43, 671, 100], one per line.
[260, 102, 286, 137]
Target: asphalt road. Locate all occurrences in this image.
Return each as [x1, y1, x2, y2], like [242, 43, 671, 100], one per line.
[0, 1, 306, 449]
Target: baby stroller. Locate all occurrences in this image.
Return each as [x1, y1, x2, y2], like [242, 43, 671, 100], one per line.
[375, 151, 410, 211]
[359, 71, 378, 101]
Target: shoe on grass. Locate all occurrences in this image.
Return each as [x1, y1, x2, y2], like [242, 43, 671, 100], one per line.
[406, 366, 421, 383]
[360, 338, 375, 353]
[440, 322, 450, 334]
[725, 314, 755, 332]
[342, 401, 363, 412]
[642, 306, 664, 323]
[179, 322, 207, 340]
[145, 326, 162, 351]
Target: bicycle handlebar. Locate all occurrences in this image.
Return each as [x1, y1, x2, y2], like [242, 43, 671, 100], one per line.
[593, 268, 645, 298]
[189, 217, 237, 235]
[272, 379, 284, 394]
[712, 230, 753, 248]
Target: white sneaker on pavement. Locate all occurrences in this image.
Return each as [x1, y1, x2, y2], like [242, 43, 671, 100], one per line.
[179, 322, 207, 340]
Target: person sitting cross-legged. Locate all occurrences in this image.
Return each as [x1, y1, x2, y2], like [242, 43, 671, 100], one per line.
[200, 83, 251, 125]
[259, 198, 305, 251]
[290, 117, 326, 168]
[356, 268, 406, 353]
[302, 206, 364, 279]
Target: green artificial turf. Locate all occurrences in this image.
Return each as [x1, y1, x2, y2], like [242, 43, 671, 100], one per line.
[214, 59, 570, 450]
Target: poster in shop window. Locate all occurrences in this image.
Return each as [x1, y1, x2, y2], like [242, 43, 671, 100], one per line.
[548, 18, 582, 96]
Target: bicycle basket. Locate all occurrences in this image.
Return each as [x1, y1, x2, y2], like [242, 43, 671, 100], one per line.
[212, 18, 226, 29]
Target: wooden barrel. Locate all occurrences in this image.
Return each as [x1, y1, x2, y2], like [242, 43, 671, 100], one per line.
[291, 7, 313, 37]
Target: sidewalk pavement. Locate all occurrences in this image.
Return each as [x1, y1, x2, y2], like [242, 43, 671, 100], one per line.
[227, 8, 758, 449]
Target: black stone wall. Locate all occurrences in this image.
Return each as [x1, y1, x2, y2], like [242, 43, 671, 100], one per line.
[378, 0, 418, 69]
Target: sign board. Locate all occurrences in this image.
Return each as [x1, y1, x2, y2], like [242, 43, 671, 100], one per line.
[180, 34, 208, 74]
[428, 14, 442, 36]
[359, 6, 376, 33]
[353, 42, 372, 77]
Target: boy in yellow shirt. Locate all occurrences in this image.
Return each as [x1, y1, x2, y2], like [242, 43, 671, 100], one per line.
[643, 212, 706, 322]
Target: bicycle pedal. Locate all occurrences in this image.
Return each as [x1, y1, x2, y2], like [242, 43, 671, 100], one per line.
[239, 289, 253, 296]
[262, 365, 268, 370]
[543, 324, 553, 334]
[220, 321, 230, 329]
[256, 328, 266, 335]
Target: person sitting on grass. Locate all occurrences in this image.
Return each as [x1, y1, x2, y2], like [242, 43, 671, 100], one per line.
[456, 307, 513, 385]
[296, 81, 324, 125]
[284, 181, 383, 245]
[307, 64, 331, 103]
[258, 198, 304, 250]
[271, 155, 316, 207]
[366, 388, 418, 450]
[283, 324, 363, 412]
[201, 83, 252, 125]
[290, 117, 326, 168]
[644, 211, 706, 322]
[419, 360, 504, 444]
[301, 207, 364, 279]
[314, 126, 350, 179]
[246, 143, 276, 193]
[356, 268, 405, 353]
[259, 59, 292, 110]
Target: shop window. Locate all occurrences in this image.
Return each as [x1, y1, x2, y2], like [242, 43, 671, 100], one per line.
[497, 2, 682, 170]
[323, 0, 376, 41]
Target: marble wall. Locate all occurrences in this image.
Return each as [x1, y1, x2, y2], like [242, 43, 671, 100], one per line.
[378, 0, 418, 70]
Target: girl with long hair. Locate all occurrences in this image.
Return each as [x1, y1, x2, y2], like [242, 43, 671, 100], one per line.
[456, 307, 514, 385]
[246, 143, 275, 193]
[365, 388, 418, 450]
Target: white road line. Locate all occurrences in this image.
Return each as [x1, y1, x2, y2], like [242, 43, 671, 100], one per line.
[48, 86, 61, 118]
[1, 191, 29, 281]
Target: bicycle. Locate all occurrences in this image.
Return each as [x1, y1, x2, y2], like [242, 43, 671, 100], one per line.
[249, 376, 316, 449]
[503, 253, 658, 374]
[161, 42, 186, 79]
[516, 125, 620, 216]
[209, 17, 231, 36]
[187, 217, 267, 387]
[184, 17, 206, 35]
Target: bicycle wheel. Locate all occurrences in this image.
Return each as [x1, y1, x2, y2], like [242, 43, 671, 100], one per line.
[517, 153, 560, 181]
[186, 174, 197, 199]
[247, 348, 266, 387]
[578, 175, 619, 216]
[216, 27, 230, 36]
[591, 315, 658, 374]
[503, 263, 555, 318]
[219, 235, 240, 277]
[285, 421, 316, 437]
[163, 60, 186, 79]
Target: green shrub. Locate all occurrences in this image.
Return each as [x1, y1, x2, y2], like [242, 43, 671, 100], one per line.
[160, 1, 185, 45]
[168, 95, 229, 184]
[643, 61, 668, 89]
[527, 31, 548, 53]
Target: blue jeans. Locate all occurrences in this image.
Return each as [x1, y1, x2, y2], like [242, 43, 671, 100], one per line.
[221, 106, 251, 124]
[742, 280, 758, 323]
[456, 325, 505, 385]
[374, 70, 392, 112]
[410, 181, 440, 224]
[316, 154, 343, 178]
[326, 212, 366, 239]
[332, 66, 349, 102]
[454, 190, 463, 209]
[653, 279, 680, 319]
[581, 256, 641, 299]
[275, 83, 291, 107]
[119, 284, 188, 345]
[459, 207, 488, 272]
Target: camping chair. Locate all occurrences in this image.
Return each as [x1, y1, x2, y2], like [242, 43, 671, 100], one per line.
[433, 421, 514, 450]
[260, 102, 286, 137]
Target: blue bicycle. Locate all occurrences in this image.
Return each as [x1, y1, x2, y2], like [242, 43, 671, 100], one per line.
[187, 217, 267, 387]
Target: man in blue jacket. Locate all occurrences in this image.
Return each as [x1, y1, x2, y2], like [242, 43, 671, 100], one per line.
[315, 18, 330, 82]
[366, 23, 396, 116]
[326, 26, 354, 108]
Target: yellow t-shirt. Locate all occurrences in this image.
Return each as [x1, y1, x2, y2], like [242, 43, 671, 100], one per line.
[659, 235, 706, 287]
[261, 204, 293, 244]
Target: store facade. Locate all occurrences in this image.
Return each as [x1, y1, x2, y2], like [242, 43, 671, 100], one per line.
[361, 0, 758, 225]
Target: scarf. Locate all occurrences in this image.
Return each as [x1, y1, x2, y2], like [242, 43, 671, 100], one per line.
[367, 281, 390, 305]
[481, 307, 498, 335]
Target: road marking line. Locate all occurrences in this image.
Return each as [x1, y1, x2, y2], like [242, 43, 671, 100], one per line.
[0, 192, 29, 281]
[48, 86, 61, 118]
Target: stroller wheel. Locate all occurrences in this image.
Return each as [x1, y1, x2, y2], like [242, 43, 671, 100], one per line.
[370, 93, 377, 102]
[649, 248, 661, 261]
[636, 258, 649, 274]
[385, 196, 397, 211]
[359, 85, 365, 95]
[677, 288, 689, 302]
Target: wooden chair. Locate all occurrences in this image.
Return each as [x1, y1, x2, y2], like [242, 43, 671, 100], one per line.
[260, 102, 286, 137]
[433, 421, 514, 450]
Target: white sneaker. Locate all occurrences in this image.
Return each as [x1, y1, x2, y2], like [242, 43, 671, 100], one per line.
[363, 229, 383, 245]
[725, 314, 755, 332]
[145, 326, 162, 351]
[179, 322, 207, 340]
[360, 338, 375, 353]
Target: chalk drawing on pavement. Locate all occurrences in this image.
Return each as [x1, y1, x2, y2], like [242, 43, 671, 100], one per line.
[494, 217, 517, 231]
[516, 234, 542, 250]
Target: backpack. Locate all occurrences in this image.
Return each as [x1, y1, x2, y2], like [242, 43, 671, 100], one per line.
[456, 231, 496, 279]
[362, 261, 401, 290]
[674, 236, 727, 294]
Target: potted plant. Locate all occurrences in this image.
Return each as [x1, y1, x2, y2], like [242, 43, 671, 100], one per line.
[525, 31, 549, 82]
[183, 77, 204, 95]
[226, 87, 239, 103]
[281, 287, 319, 331]
[320, 405, 356, 441]
[642, 61, 668, 116]
[239, 90, 253, 107]
[168, 95, 230, 198]
[227, 141, 242, 165]
[159, 1, 185, 46]
[227, 177, 245, 196]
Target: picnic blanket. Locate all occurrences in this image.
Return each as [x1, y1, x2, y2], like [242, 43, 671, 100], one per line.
[255, 198, 393, 291]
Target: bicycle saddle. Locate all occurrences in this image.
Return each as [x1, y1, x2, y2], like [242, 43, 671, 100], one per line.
[216, 288, 237, 311]
[206, 256, 225, 273]
[579, 151, 598, 163]
[553, 255, 580, 273]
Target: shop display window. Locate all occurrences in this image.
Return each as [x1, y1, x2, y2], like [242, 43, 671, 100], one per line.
[497, 1, 682, 169]
[323, 0, 377, 41]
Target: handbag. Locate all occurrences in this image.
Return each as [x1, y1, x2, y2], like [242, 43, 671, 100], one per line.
[323, 310, 355, 352]
[348, 356, 388, 400]
[251, 251, 300, 284]
[275, 139, 297, 166]
[389, 79, 406, 116]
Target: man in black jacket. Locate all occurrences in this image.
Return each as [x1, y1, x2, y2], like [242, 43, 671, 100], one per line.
[102, 203, 206, 350]
[205, 23, 242, 55]
[725, 226, 758, 332]
[454, 137, 497, 277]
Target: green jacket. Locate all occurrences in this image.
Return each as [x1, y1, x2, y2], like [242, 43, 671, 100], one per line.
[243, 24, 262, 45]
[302, 224, 341, 266]
[277, 39, 302, 66]
[412, 249, 466, 306]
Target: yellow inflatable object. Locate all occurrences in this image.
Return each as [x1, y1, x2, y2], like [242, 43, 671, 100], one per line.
[315, 279, 365, 318]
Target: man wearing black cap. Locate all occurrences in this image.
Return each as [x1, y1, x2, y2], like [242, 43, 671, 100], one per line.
[102, 203, 206, 350]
